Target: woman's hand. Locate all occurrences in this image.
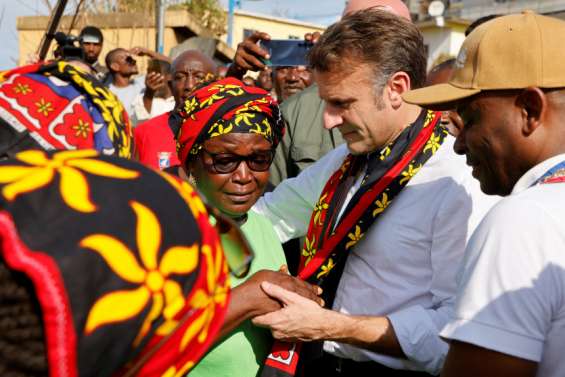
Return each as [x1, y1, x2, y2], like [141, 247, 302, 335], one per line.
[217, 269, 322, 338]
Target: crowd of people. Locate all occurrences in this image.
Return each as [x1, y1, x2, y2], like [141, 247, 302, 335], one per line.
[1, 0, 565, 376]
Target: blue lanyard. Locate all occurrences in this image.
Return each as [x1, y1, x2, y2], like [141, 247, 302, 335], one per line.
[531, 160, 565, 186]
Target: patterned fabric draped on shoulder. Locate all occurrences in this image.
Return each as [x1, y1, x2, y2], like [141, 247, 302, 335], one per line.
[0, 150, 230, 377]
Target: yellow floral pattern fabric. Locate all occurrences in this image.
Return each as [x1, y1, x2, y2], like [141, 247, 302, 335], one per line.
[0, 150, 230, 377]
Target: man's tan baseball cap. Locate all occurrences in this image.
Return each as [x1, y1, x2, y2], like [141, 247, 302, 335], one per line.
[403, 11, 565, 109]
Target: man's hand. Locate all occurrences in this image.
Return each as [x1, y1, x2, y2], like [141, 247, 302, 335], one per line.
[142, 71, 165, 113]
[304, 31, 322, 44]
[144, 71, 165, 96]
[241, 270, 323, 317]
[130, 46, 172, 63]
[227, 31, 271, 79]
[252, 282, 406, 357]
[252, 281, 332, 342]
[130, 46, 153, 57]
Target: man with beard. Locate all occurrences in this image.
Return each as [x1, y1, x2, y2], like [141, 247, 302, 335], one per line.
[403, 11, 565, 377]
[79, 26, 108, 82]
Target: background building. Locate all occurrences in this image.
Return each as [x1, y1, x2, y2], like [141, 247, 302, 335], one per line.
[409, 0, 565, 69]
[16, 7, 324, 70]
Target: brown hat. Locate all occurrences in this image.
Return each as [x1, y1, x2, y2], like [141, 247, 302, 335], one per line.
[403, 11, 565, 109]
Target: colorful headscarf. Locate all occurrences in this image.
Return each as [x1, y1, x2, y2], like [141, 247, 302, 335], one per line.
[0, 150, 229, 377]
[176, 77, 285, 166]
[0, 61, 132, 158]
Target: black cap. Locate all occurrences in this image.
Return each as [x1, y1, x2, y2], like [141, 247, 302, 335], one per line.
[79, 26, 103, 44]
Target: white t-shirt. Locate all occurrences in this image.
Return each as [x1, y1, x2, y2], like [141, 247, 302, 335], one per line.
[131, 92, 175, 127]
[254, 136, 498, 374]
[441, 153, 565, 377]
[109, 76, 145, 118]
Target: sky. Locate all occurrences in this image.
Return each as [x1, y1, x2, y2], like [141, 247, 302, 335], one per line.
[0, 0, 346, 70]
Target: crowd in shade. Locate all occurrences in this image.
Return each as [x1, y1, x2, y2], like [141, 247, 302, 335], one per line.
[1, 0, 565, 376]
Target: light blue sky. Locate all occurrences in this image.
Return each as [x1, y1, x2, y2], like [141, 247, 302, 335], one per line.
[0, 0, 346, 70]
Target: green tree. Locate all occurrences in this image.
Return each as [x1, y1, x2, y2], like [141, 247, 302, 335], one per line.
[182, 0, 227, 36]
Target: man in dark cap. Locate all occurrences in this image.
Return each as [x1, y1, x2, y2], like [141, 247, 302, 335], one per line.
[79, 25, 108, 82]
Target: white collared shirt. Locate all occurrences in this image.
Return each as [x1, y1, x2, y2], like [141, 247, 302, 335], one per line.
[441, 154, 565, 377]
[131, 93, 175, 127]
[254, 137, 497, 374]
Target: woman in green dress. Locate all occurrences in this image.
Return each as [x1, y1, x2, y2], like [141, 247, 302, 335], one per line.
[176, 77, 321, 377]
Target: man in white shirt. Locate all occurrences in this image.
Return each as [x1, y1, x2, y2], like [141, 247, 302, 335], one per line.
[251, 7, 496, 377]
[106, 47, 171, 122]
[402, 11, 565, 377]
[131, 60, 175, 125]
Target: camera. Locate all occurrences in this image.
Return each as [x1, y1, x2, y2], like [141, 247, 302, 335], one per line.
[53, 32, 85, 61]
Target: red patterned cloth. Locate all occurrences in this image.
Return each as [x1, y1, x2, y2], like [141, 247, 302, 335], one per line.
[0, 61, 132, 158]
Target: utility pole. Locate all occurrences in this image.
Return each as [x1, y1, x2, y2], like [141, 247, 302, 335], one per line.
[227, 0, 236, 47]
[155, 0, 165, 54]
[38, 0, 68, 60]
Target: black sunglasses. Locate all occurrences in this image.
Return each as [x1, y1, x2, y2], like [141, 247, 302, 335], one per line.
[125, 56, 137, 66]
[201, 149, 274, 174]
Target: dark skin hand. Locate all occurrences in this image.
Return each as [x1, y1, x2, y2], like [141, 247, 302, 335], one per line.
[227, 31, 322, 80]
[442, 340, 537, 377]
[227, 31, 271, 79]
[130, 46, 172, 63]
[217, 268, 324, 339]
[142, 71, 165, 113]
[304, 31, 321, 43]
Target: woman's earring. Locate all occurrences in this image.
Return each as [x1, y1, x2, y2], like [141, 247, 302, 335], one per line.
[188, 174, 197, 186]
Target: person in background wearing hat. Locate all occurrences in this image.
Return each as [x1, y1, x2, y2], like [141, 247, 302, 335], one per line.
[79, 26, 108, 82]
[403, 11, 565, 377]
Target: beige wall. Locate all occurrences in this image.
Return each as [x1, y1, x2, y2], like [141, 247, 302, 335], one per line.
[16, 9, 324, 70]
[418, 20, 469, 69]
[18, 24, 178, 72]
[16, 10, 231, 71]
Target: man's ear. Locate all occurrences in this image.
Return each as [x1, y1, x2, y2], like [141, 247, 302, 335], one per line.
[516, 87, 546, 136]
[387, 71, 412, 109]
[110, 61, 120, 73]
